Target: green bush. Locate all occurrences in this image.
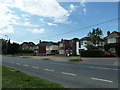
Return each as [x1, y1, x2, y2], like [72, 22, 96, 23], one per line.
[42, 58, 51, 60]
[81, 50, 102, 57]
[69, 58, 83, 62]
[18, 49, 33, 53]
[104, 43, 120, 56]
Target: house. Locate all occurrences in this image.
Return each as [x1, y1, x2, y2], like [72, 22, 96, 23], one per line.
[104, 31, 120, 53]
[34, 40, 58, 55]
[80, 37, 104, 50]
[46, 42, 58, 55]
[58, 38, 80, 56]
[104, 31, 120, 45]
[80, 37, 91, 50]
[21, 42, 35, 51]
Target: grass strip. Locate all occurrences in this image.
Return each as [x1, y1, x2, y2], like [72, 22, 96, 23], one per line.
[42, 58, 51, 60]
[69, 58, 83, 62]
[2, 66, 64, 88]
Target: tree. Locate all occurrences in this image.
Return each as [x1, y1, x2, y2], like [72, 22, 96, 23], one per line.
[2, 39, 20, 55]
[87, 28, 103, 48]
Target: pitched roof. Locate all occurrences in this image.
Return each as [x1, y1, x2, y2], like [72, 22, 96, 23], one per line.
[104, 31, 120, 39]
[37, 41, 58, 46]
[80, 37, 91, 41]
[21, 42, 35, 46]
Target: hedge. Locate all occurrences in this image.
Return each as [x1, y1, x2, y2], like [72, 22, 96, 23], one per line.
[104, 43, 120, 56]
[81, 50, 102, 57]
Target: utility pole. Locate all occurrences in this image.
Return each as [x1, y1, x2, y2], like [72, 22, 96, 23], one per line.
[5, 35, 8, 55]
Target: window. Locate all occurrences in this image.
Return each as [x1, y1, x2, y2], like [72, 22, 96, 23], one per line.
[59, 50, 64, 54]
[59, 43, 64, 47]
[110, 48, 115, 53]
[108, 38, 116, 44]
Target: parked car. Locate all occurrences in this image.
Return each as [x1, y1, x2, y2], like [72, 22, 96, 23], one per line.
[103, 51, 113, 57]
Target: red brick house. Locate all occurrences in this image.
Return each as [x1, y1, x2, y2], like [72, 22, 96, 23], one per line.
[34, 40, 58, 55]
[58, 38, 80, 56]
[104, 31, 120, 45]
[104, 31, 120, 53]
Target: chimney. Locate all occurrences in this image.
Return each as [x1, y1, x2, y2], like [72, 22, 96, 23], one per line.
[39, 40, 41, 44]
[107, 31, 110, 36]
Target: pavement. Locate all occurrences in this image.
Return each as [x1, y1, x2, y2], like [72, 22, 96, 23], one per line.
[2, 56, 119, 88]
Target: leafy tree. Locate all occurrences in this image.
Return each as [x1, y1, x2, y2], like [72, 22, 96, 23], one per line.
[2, 39, 20, 55]
[87, 28, 103, 49]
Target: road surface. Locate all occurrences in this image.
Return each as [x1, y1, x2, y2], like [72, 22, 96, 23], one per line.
[2, 56, 119, 88]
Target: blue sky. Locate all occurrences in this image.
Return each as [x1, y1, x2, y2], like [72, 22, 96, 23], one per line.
[0, 0, 118, 44]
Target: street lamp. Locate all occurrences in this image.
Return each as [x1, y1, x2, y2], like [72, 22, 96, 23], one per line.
[5, 35, 8, 55]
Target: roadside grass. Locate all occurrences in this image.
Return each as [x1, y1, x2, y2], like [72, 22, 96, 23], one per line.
[21, 56, 31, 58]
[2, 66, 64, 88]
[42, 58, 51, 60]
[69, 58, 83, 62]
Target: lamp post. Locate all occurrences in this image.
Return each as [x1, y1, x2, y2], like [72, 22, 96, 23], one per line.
[5, 35, 8, 55]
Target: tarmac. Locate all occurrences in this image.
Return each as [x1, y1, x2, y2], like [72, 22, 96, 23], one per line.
[29, 56, 119, 66]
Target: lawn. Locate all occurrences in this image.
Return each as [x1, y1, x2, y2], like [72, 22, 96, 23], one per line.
[2, 66, 64, 88]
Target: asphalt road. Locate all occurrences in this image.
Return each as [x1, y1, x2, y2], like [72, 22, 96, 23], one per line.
[2, 56, 119, 88]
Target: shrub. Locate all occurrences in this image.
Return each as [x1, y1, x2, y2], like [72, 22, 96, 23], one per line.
[42, 58, 51, 60]
[81, 49, 102, 57]
[69, 58, 83, 62]
[104, 43, 120, 56]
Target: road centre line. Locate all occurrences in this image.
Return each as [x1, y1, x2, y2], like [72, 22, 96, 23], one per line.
[89, 66, 118, 71]
[44, 68, 54, 72]
[10, 62, 14, 63]
[62, 72, 76, 76]
[91, 77, 113, 83]
[32, 66, 39, 69]
[16, 63, 21, 65]
[23, 64, 29, 67]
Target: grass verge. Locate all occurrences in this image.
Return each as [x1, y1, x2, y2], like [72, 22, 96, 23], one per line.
[2, 66, 64, 88]
[69, 58, 83, 62]
[42, 58, 51, 60]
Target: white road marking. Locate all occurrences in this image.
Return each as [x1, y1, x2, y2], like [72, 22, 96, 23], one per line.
[89, 67, 118, 71]
[32, 66, 39, 69]
[23, 64, 29, 67]
[16, 63, 21, 65]
[91, 77, 113, 83]
[62, 72, 76, 76]
[44, 68, 54, 72]
[10, 62, 14, 64]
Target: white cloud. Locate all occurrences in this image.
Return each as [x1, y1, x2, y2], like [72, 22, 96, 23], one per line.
[80, 0, 87, 15]
[0, 25, 14, 34]
[14, 0, 69, 23]
[27, 28, 45, 33]
[21, 14, 30, 21]
[69, 4, 78, 13]
[0, 0, 70, 34]
[47, 23, 57, 26]
[19, 22, 39, 27]
[83, 8, 87, 14]
[0, 2, 20, 34]
[80, 0, 85, 7]
[10, 39, 22, 44]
